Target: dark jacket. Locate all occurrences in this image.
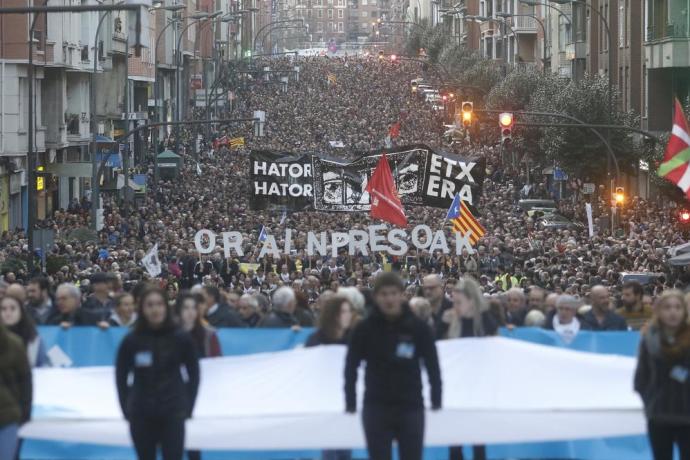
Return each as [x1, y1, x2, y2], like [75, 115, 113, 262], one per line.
[345, 303, 442, 411]
[115, 327, 200, 420]
[634, 325, 690, 425]
[432, 297, 454, 339]
[259, 310, 298, 328]
[206, 303, 245, 328]
[581, 309, 628, 331]
[305, 329, 348, 347]
[0, 326, 33, 426]
[243, 312, 262, 328]
[45, 307, 99, 326]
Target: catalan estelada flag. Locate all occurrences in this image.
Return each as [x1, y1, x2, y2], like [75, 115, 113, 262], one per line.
[658, 99, 690, 199]
[446, 193, 485, 245]
[229, 137, 245, 148]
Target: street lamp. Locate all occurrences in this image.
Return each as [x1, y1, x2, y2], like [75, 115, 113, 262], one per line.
[152, 5, 188, 141]
[496, 12, 548, 72]
[466, 15, 518, 67]
[549, 0, 615, 184]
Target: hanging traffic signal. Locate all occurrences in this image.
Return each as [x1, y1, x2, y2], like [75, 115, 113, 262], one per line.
[613, 186, 625, 206]
[499, 112, 513, 146]
[679, 209, 690, 224]
[461, 101, 473, 128]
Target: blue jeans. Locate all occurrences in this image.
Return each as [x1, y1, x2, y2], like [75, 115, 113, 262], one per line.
[0, 423, 19, 460]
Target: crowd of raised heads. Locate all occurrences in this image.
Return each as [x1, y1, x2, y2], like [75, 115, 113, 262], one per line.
[0, 56, 687, 342]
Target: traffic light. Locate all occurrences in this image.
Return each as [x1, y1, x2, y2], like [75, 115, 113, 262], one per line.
[461, 101, 473, 128]
[613, 186, 625, 206]
[499, 112, 513, 146]
[680, 210, 690, 224]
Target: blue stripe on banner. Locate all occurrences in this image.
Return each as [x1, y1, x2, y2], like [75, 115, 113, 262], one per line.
[23, 327, 650, 460]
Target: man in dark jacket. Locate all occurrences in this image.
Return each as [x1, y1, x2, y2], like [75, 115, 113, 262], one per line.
[581, 285, 628, 331]
[202, 286, 245, 328]
[345, 272, 442, 460]
[259, 287, 299, 328]
[45, 283, 99, 327]
[422, 274, 453, 339]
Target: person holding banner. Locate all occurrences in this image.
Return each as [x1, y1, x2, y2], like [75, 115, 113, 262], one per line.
[634, 290, 690, 460]
[0, 321, 32, 460]
[345, 272, 442, 460]
[116, 288, 200, 460]
[442, 277, 497, 460]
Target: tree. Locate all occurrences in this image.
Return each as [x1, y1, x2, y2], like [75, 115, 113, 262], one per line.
[527, 74, 641, 182]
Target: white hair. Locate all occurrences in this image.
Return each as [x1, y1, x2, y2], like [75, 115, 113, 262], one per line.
[337, 286, 365, 314]
[272, 287, 296, 312]
[240, 294, 259, 310]
[57, 283, 81, 301]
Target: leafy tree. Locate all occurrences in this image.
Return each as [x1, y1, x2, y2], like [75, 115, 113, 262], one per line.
[527, 74, 641, 182]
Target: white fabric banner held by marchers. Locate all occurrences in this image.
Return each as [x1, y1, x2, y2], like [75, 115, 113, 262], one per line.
[21, 338, 645, 450]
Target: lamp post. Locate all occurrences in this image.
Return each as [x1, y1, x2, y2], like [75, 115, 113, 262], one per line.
[467, 15, 518, 69]
[497, 12, 547, 72]
[173, 12, 212, 154]
[550, 0, 614, 188]
[261, 25, 308, 52]
[253, 19, 304, 51]
[152, 5, 187, 147]
[519, 0, 573, 73]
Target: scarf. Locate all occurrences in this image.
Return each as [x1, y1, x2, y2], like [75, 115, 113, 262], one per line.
[553, 316, 580, 344]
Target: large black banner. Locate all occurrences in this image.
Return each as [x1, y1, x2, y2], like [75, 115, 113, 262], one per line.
[249, 151, 313, 211]
[249, 145, 485, 211]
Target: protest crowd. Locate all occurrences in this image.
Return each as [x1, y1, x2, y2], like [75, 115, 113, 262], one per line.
[1, 55, 690, 460]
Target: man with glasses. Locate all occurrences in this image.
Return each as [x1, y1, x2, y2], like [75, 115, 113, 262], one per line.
[422, 275, 452, 338]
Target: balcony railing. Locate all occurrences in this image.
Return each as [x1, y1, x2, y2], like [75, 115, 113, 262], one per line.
[646, 23, 690, 41]
[513, 15, 538, 32]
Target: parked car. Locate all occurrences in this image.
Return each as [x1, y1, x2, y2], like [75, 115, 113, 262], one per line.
[536, 213, 584, 230]
[518, 199, 557, 212]
[619, 272, 664, 286]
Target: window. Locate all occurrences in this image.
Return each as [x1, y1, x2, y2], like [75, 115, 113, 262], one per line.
[361, 0, 367, 4]
[328, 9, 333, 18]
[317, 22, 323, 31]
[318, 9, 323, 18]
[361, 10, 367, 17]
[338, 9, 344, 18]
[308, 9, 313, 17]
[330, 21, 334, 31]
[338, 22, 343, 31]
[338, 0, 344, 5]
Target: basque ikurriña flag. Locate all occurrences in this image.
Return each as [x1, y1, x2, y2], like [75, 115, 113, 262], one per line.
[366, 153, 408, 227]
[658, 99, 690, 199]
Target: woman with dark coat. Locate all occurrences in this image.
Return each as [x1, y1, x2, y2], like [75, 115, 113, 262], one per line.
[176, 292, 222, 358]
[443, 277, 497, 460]
[306, 295, 354, 460]
[306, 295, 354, 347]
[634, 290, 690, 460]
[116, 288, 200, 460]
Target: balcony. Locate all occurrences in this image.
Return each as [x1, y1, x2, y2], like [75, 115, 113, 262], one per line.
[512, 15, 538, 34]
[645, 22, 690, 69]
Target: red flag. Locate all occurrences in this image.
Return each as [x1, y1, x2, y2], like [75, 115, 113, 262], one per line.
[389, 122, 401, 139]
[366, 154, 408, 227]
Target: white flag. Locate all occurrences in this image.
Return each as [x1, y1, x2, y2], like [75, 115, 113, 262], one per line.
[141, 243, 162, 277]
[196, 162, 202, 176]
[585, 203, 594, 237]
